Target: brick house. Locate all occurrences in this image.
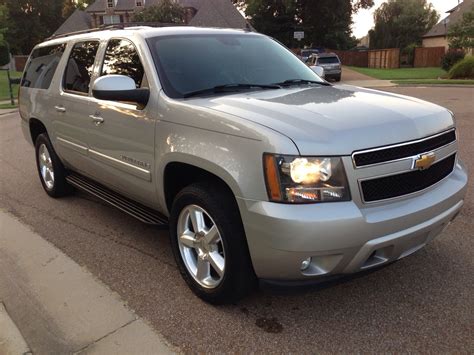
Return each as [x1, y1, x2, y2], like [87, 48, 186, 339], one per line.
[422, 0, 473, 50]
[54, 0, 249, 35]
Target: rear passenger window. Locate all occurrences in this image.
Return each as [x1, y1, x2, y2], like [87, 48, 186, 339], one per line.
[101, 39, 145, 88]
[64, 41, 100, 94]
[21, 44, 66, 89]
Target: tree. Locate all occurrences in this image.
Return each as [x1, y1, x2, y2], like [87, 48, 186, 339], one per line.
[242, 0, 374, 49]
[0, 39, 9, 66]
[133, 0, 185, 24]
[2, 0, 65, 54]
[0, 4, 8, 41]
[243, 0, 297, 46]
[296, 0, 373, 49]
[62, 0, 96, 19]
[448, 5, 474, 49]
[369, 0, 439, 50]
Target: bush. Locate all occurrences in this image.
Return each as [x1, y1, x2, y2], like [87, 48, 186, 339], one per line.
[0, 40, 9, 67]
[441, 50, 465, 71]
[401, 43, 417, 66]
[449, 56, 474, 79]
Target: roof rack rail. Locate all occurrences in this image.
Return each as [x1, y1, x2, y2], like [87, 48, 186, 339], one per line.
[46, 22, 185, 41]
[46, 25, 124, 40]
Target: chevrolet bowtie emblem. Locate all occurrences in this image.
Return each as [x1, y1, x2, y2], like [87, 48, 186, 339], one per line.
[414, 152, 436, 170]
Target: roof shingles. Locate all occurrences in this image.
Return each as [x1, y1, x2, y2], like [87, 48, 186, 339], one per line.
[81, 0, 247, 29]
[54, 9, 92, 35]
[424, 0, 473, 38]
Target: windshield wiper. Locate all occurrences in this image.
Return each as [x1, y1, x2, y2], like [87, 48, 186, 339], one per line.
[273, 79, 331, 87]
[183, 83, 281, 98]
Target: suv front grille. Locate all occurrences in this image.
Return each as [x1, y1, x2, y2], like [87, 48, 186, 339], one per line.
[361, 154, 456, 202]
[353, 130, 456, 167]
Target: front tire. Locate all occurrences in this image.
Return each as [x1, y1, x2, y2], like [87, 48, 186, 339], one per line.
[35, 133, 72, 197]
[169, 182, 255, 304]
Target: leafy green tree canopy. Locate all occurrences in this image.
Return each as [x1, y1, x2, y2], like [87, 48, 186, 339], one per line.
[2, 0, 66, 54]
[239, 0, 374, 49]
[0, 4, 8, 41]
[369, 0, 439, 50]
[0, 39, 9, 66]
[133, 0, 185, 24]
[448, 5, 474, 49]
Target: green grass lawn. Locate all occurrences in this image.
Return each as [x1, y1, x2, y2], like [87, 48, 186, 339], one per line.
[392, 79, 474, 85]
[348, 66, 447, 80]
[0, 70, 22, 102]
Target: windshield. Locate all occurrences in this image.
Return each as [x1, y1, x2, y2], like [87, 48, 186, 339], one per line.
[318, 57, 340, 64]
[301, 50, 318, 57]
[147, 34, 324, 98]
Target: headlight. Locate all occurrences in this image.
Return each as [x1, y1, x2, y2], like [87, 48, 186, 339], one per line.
[263, 154, 351, 203]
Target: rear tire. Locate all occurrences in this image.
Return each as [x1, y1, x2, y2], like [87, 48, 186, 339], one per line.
[169, 182, 256, 304]
[35, 133, 72, 198]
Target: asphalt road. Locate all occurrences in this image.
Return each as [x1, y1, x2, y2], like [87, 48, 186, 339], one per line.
[1, 86, 473, 353]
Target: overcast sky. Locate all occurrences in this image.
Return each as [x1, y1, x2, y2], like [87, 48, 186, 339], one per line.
[352, 0, 461, 38]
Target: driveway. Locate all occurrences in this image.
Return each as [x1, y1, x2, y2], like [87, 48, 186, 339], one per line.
[340, 66, 396, 87]
[0, 87, 472, 353]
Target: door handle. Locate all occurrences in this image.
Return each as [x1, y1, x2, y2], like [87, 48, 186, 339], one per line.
[54, 105, 66, 113]
[89, 114, 104, 126]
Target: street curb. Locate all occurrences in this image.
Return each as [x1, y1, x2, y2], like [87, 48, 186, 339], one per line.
[0, 302, 31, 355]
[0, 211, 176, 354]
[392, 84, 474, 88]
[0, 109, 18, 116]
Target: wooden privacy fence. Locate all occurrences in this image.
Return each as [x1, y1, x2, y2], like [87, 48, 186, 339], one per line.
[368, 48, 400, 69]
[330, 50, 368, 67]
[413, 47, 446, 67]
[13, 56, 28, 72]
[329, 48, 399, 68]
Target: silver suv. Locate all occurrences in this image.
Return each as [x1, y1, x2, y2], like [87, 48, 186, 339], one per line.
[19, 27, 468, 304]
[306, 53, 342, 81]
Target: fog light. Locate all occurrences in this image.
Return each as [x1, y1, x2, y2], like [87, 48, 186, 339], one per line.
[300, 257, 312, 271]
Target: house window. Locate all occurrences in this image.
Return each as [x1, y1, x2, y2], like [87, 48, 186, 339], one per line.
[136, 0, 143, 6]
[103, 15, 121, 25]
[107, 0, 114, 8]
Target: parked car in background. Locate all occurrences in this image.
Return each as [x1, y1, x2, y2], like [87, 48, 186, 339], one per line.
[307, 52, 342, 81]
[300, 48, 320, 62]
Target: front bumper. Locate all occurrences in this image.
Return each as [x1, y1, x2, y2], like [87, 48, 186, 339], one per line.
[237, 161, 467, 280]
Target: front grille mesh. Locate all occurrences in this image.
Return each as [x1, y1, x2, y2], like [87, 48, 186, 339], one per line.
[353, 130, 456, 167]
[361, 154, 456, 202]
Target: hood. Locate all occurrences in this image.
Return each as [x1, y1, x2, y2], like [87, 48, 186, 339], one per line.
[189, 85, 454, 155]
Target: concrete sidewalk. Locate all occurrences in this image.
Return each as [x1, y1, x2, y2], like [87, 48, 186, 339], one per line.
[0, 211, 175, 354]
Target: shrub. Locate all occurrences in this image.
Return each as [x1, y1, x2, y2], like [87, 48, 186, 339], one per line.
[0, 40, 9, 66]
[449, 56, 474, 79]
[401, 43, 417, 66]
[441, 50, 465, 71]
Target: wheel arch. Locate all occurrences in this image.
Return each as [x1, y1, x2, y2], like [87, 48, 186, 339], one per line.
[161, 155, 244, 214]
[29, 117, 48, 144]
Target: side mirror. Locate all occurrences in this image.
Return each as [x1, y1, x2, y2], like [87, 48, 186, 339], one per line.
[310, 65, 325, 79]
[92, 75, 149, 106]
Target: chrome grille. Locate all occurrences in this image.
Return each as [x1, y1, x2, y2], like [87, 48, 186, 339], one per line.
[353, 130, 456, 168]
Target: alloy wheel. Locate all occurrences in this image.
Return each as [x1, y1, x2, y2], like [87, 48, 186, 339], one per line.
[177, 204, 226, 289]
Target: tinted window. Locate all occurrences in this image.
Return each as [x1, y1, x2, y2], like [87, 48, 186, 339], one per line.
[102, 39, 144, 88]
[64, 41, 100, 94]
[21, 44, 66, 89]
[148, 34, 323, 98]
[318, 57, 340, 64]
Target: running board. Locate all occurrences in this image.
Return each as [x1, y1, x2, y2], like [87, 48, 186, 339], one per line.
[66, 173, 168, 226]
